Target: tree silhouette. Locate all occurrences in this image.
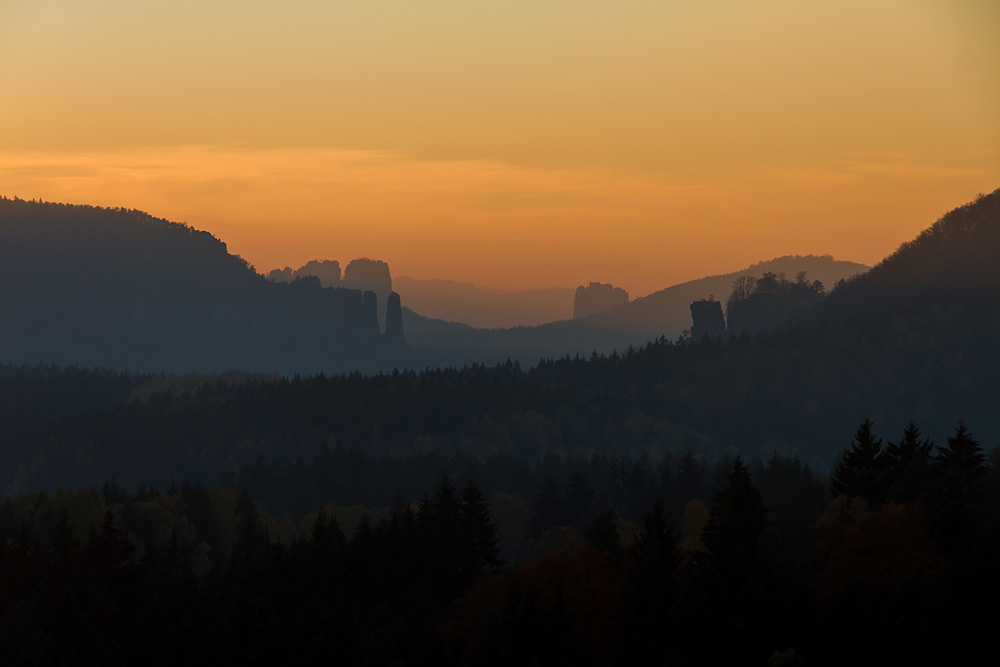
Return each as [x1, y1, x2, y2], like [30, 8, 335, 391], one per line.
[830, 419, 887, 506]
[884, 421, 934, 505]
[458, 480, 500, 578]
[703, 455, 766, 585]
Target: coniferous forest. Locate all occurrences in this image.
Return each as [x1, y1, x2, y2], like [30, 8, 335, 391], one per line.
[1, 189, 1000, 663]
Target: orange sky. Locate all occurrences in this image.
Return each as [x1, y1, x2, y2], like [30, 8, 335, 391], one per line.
[1, 0, 998, 296]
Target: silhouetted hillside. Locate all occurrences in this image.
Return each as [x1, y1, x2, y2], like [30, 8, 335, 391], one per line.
[403, 255, 868, 366]
[0, 198, 403, 374]
[596, 254, 868, 337]
[1, 189, 998, 495]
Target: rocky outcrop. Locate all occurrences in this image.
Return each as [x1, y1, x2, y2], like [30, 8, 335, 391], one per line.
[297, 259, 341, 287]
[267, 266, 294, 283]
[689, 299, 726, 341]
[344, 259, 393, 331]
[266, 259, 341, 287]
[343, 258, 392, 294]
[385, 291, 405, 346]
[573, 282, 629, 320]
[269, 257, 397, 332]
[362, 290, 380, 334]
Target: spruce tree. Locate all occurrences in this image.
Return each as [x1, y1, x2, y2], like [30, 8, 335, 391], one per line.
[529, 473, 563, 536]
[830, 418, 888, 506]
[458, 479, 499, 577]
[564, 469, 595, 529]
[703, 455, 766, 584]
[884, 421, 934, 504]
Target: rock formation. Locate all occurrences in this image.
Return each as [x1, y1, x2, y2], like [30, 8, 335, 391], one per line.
[298, 259, 341, 287]
[343, 258, 392, 294]
[385, 291, 405, 346]
[362, 290, 380, 334]
[573, 282, 629, 320]
[689, 298, 726, 341]
[268, 257, 396, 332]
[344, 259, 393, 331]
[268, 259, 341, 287]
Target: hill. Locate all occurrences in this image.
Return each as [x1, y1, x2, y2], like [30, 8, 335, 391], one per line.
[0, 198, 404, 374]
[1, 188, 997, 493]
[403, 255, 868, 366]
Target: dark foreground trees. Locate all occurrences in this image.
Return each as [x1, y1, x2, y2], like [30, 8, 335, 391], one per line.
[1, 420, 998, 665]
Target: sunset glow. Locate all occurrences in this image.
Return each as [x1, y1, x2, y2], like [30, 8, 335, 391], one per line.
[2, 0, 997, 295]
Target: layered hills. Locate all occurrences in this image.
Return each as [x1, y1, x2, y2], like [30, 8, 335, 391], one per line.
[402, 254, 869, 367]
[0, 189, 997, 491]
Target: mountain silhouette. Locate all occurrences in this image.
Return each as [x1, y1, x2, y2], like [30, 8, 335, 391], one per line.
[1, 189, 997, 491]
[402, 255, 869, 366]
[0, 198, 404, 374]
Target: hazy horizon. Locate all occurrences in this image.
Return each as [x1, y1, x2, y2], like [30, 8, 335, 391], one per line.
[2, 1, 997, 296]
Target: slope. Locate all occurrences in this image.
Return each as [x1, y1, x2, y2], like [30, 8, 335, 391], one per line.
[0, 198, 401, 374]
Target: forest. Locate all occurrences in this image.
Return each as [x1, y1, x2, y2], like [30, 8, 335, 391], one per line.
[2, 418, 998, 664]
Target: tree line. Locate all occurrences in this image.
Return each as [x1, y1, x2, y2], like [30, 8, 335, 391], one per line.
[2, 418, 998, 664]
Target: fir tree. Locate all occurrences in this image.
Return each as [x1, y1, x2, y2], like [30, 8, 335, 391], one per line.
[884, 421, 934, 504]
[458, 479, 500, 577]
[830, 419, 888, 506]
[529, 473, 563, 536]
[703, 455, 766, 584]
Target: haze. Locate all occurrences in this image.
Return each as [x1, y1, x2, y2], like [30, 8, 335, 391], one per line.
[1, 0, 997, 295]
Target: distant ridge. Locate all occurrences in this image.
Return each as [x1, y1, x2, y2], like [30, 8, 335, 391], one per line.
[403, 254, 869, 365]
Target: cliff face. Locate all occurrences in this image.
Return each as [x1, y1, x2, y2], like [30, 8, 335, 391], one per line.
[267, 259, 341, 287]
[573, 282, 629, 320]
[268, 256, 396, 333]
[343, 258, 392, 295]
[385, 292, 405, 346]
[689, 299, 725, 341]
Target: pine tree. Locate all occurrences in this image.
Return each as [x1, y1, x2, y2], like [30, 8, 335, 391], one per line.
[676, 450, 705, 504]
[703, 455, 766, 584]
[884, 421, 934, 504]
[830, 419, 888, 506]
[931, 421, 987, 552]
[564, 469, 595, 529]
[631, 500, 682, 573]
[458, 479, 499, 577]
[529, 473, 563, 536]
[936, 421, 986, 495]
[629, 500, 682, 657]
[310, 507, 346, 557]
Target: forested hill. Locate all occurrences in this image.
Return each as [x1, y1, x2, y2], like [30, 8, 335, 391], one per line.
[0, 198, 404, 374]
[1, 188, 997, 495]
[826, 188, 1000, 300]
[809, 187, 1000, 424]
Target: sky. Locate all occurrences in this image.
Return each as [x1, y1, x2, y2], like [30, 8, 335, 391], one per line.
[1, 0, 998, 296]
